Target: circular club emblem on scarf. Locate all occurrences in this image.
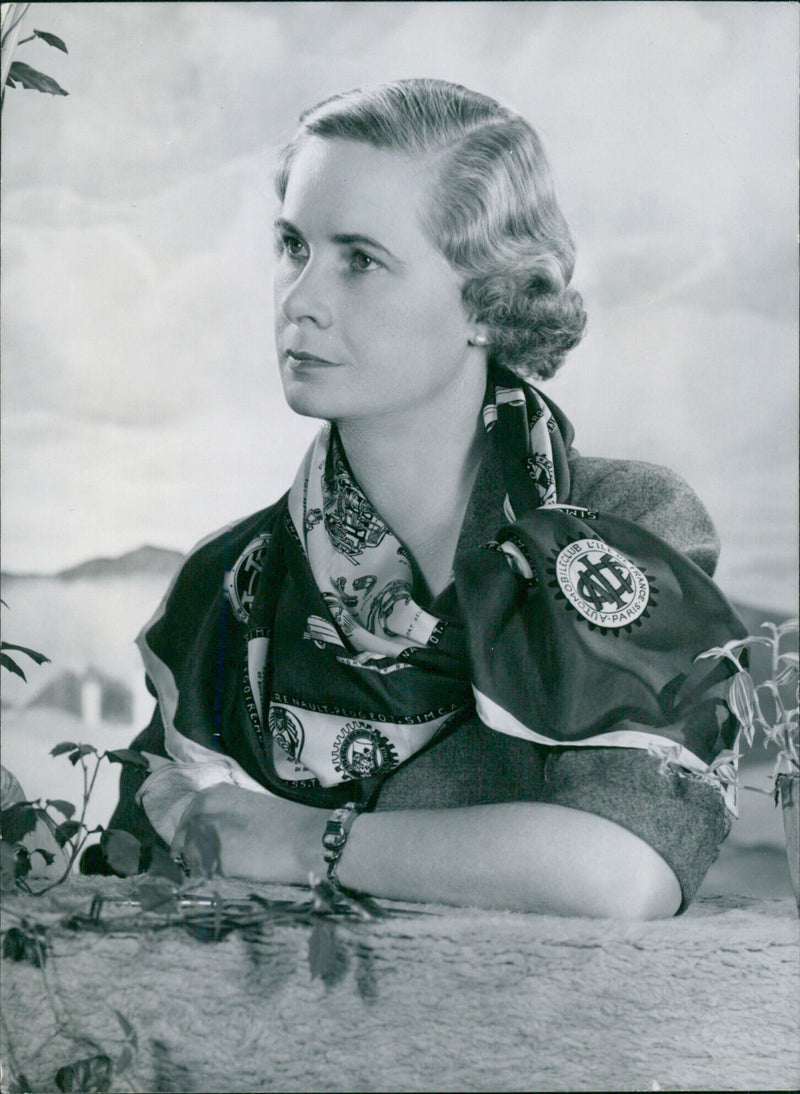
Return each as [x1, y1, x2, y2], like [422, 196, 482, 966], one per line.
[268, 705, 304, 762]
[554, 538, 650, 629]
[226, 533, 272, 624]
[332, 721, 398, 780]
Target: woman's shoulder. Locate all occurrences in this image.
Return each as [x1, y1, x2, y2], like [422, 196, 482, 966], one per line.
[174, 496, 286, 588]
[144, 495, 288, 642]
[568, 455, 720, 576]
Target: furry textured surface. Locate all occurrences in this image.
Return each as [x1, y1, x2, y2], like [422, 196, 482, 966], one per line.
[2, 879, 798, 1093]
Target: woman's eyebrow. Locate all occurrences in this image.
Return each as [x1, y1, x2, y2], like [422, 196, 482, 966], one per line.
[274, 217, 303, 237]
[330, 233, 401, 262]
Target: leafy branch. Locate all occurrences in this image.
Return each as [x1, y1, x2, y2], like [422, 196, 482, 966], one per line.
[697, 620, 799, 782]
[1, 3, 69, 109]
[1, 639, 51, 681]
[0, 599, 51, 679]
[1, 743, 150, 895]
[650, 619, 799, 804]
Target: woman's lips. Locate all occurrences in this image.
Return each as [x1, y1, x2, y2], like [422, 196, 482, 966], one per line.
[285, 349, 341, 368]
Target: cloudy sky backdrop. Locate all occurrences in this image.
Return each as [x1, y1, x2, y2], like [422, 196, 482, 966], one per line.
[1, 1, 797, 611]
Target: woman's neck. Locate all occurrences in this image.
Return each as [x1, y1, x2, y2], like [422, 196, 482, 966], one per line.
[336, 379, 488, 598]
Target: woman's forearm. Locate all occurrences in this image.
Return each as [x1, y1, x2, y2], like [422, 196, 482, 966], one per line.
[171, 786, 681, 919]
[335, 802, 682, 919]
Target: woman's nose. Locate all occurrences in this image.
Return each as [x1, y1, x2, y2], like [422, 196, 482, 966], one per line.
[278, 262, 333, 329]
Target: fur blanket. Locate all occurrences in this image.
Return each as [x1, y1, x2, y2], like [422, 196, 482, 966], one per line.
[2, 878, 798, 1093]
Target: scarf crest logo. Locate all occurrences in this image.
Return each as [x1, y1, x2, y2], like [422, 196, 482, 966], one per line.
[332, 720, 399, 779]
[226, 533, 272, 624]
[550, 538, 655, 632]
[268, 705, 305, 761]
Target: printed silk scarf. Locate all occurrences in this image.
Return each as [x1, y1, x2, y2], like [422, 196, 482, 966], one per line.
[227, 368, 745, 809]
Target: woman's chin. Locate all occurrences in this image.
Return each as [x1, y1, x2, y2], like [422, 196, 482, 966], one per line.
[282, 382, 344, 422]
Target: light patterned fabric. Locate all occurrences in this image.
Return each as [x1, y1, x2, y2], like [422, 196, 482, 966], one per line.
[243, 374, 572, 790]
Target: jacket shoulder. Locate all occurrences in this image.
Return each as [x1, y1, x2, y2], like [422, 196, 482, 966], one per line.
[140, 495, 287, 651]
[172, 496, 286, 595]
[568, 457, 720, 576]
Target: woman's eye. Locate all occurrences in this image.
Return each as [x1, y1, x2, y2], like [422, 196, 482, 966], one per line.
[349, 250, 380, 272]
[277, 234, 307, 260]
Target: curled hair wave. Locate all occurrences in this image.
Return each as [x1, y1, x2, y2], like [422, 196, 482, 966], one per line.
[275, 79, 587, 380]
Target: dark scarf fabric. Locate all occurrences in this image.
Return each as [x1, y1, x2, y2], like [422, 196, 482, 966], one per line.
[136, 369, 746, 837]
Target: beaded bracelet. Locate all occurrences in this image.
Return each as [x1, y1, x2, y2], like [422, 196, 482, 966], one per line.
[322, 801, 361, 889]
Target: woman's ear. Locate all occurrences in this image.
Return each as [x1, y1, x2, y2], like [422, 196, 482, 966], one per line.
[469, 326, 491, 347]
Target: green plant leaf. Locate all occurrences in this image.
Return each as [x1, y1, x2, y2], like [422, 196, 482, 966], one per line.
[2, 927, 28, 961]
[1, 840, 21, 891]
[50, 741, 79, 757]
[14, 846, 32, 881]
[0, 802, 41, 842]
[2, 925, 47, 967]
[7, 61, 68, 96]
[55, 1055, 112, 1093]
[31, 847, 56, 866]
[46, 799, 76, 820]
[68, 744, 97, 765]
[727, 671, 760, 744]
[105, 748, 149, 769]
[696, 635, 771, 668]
[54, 820, 82, 847]
[101, 829, 141, 876]
[33, 29, 68, 52]
[761, 618, 800, 641]
[1, 641, 50, 665]
[0, 653, 26, 680]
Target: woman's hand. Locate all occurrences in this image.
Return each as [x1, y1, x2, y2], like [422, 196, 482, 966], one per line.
[170, 784, 329, 885]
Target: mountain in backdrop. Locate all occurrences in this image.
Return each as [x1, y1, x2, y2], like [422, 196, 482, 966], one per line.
[1, 546, 184, 715]
[2, 545, 184, 584]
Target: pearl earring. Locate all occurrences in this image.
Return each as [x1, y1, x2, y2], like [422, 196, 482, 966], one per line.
[471, 333, 490, 347]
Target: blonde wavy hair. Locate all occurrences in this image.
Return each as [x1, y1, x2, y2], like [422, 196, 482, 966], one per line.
[275, 78, 586, 381]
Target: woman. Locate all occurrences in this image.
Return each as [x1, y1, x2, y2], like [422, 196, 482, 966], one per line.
[107, 80, 742, 918]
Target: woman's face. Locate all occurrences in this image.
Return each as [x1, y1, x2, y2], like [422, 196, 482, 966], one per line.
[274, 137, 481, 425]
